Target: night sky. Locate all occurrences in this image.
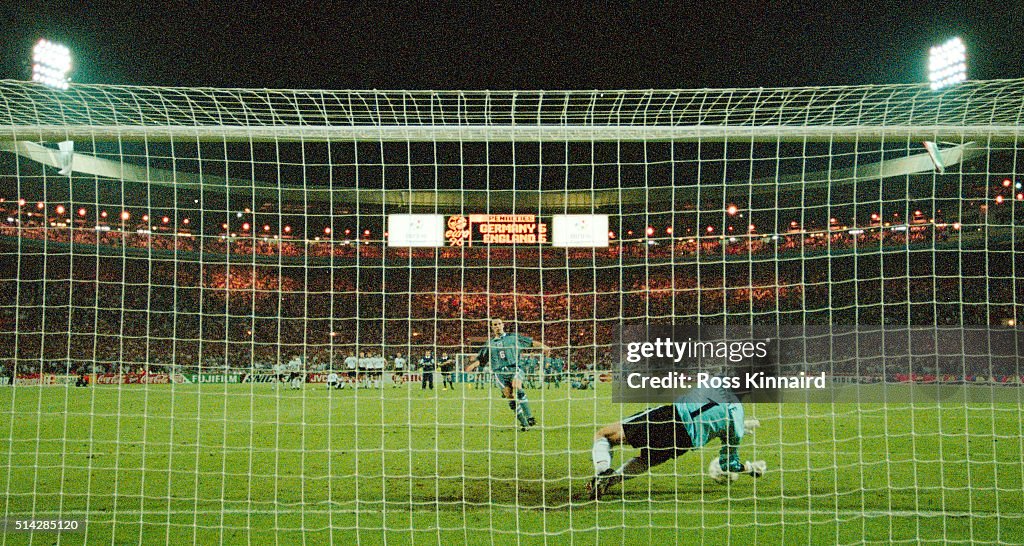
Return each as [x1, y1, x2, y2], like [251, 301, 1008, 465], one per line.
[3, 2, 1022, 90]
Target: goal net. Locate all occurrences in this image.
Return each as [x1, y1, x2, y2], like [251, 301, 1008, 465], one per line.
[0, 80, 1022, 543]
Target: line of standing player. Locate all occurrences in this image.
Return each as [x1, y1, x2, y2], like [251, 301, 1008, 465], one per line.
[319, 351, 458, 390]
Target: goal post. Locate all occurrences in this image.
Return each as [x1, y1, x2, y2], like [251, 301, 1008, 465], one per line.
[0, 79, 1022, 543]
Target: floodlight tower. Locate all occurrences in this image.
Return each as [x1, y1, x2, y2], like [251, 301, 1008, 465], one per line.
[928, 37, 966, 91]
[31, 39, 72, 90]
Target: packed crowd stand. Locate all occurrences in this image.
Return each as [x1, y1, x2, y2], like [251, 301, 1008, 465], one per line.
[0, 204, 979, 265]
[0, 251, 1018, 380]
[0, 199, 1019, 382]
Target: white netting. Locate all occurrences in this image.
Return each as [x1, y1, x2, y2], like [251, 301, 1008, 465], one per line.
[0, 79, 1022, 543]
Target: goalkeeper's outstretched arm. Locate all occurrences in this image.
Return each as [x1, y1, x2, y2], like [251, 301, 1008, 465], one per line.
[718, 424, 746, 474]
[709, 415, 766, 482]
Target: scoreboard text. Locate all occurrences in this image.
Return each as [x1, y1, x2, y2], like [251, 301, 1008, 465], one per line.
[446, 214, 549, 246]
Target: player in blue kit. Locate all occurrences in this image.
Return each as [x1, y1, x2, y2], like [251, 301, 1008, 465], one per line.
[465, 318, 548, 431]
[521, 355, 540, 389]
[587, 386, 766, 499]
[544, 355, 564, 388]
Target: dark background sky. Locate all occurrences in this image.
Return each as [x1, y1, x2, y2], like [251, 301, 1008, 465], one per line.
[2, 1, 1021, 90]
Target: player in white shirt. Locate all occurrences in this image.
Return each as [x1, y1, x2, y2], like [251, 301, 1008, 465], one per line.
[392, 353, 406, 387]
[326, 371, 340, 390]
[360, 352, 376, 387]
[372, 353, 385, 388]
[287, 355, 304, 390]
[343, 352, 358, 388]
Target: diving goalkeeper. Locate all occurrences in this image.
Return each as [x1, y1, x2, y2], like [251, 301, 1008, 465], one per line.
[464, 318, 548, 431]
[587, 385, 765, 499]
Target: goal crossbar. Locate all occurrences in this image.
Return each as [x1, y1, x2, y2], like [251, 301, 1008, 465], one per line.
[3, 123, 1022, 143]
[1, 78, 1023, 143]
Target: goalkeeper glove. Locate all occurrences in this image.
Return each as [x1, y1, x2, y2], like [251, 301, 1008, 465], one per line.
[744, 460, 766, 477]
[707, 458, 738, 483]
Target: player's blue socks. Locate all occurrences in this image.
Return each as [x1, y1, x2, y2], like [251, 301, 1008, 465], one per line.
[516, 389, 533, 420]
[508, 390, 533, 428]
[508, 399, 529, 428]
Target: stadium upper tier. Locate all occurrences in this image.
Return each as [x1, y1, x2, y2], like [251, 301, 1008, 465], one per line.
[1, 79, 1023, 143]
[0, 223, 993, 265]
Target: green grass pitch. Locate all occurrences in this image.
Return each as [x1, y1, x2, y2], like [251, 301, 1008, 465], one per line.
[1, 382, 1022, 544]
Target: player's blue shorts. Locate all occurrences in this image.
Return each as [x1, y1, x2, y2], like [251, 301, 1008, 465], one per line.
[492, 367, 525, 390]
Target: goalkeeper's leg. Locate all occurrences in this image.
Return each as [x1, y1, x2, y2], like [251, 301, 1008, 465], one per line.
[594, 448, 674, 497]
[588, 423, 625, 498]
[589, 406, 689, 499]
[591, 424, 623, 474]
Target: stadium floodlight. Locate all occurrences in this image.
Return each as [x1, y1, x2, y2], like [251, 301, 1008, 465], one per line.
[31, 39, 72, 90]
[928, 37, 966, 90]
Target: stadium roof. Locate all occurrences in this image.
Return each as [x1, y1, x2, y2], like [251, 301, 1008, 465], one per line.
[0, 79, 1012, 210]
[0, 139, 983, 211]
